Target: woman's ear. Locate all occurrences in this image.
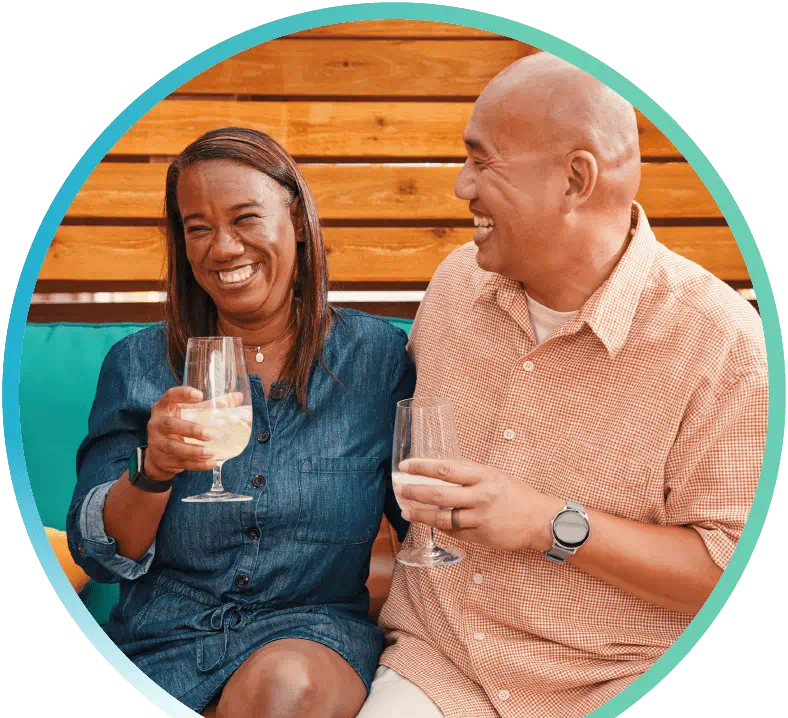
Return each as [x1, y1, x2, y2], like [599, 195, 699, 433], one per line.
[290, 196, 305, 243]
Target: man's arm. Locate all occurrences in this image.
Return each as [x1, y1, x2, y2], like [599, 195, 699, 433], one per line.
[396, 369, 766, 616]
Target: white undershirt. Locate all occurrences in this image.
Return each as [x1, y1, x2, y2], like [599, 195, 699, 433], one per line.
[525, 292, 578, 345]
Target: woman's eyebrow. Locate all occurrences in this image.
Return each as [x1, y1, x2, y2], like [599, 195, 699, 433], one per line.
[231, 201, 265, 212]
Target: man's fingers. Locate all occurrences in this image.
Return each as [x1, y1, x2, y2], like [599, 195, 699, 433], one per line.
[404, 506, 482, 531]
[398, 458, 481, 486]
[395, 482, 477, 509]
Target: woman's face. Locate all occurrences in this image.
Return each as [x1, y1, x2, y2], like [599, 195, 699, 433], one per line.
[176, 159, 300, 322]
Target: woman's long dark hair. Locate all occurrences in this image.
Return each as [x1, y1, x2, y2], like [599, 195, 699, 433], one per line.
[163, 127, 331, 412]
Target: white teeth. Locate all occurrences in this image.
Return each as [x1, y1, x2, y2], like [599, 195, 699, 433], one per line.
[473, 214, 494, 228]
[219, 264, 258, 284]
[473, 215, 480, 227]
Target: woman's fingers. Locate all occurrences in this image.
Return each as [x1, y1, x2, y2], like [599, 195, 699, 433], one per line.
[153, 386, 204, 415]
[153, 414, 215, 442]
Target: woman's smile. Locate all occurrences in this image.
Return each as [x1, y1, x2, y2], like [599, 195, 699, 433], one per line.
[214, 262, 262, 289]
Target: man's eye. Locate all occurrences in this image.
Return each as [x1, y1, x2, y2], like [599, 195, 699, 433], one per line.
[186, 225, 211, 235]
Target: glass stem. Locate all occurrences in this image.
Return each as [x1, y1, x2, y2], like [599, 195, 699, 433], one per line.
[427, 527, 438, 550]
[210, 463, 224, 493]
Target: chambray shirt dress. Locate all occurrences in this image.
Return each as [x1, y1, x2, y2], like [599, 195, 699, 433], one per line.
[66, 309, 415, 711]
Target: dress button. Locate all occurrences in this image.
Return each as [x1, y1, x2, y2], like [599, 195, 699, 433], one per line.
[473, 632, 486, 642]
[252, 474, 266, 488]
[270, 386, 286, 401]
[473, 573, 484, 585]
[257, 431, 270, 444]
[503, 428, 515, 441]
[523, 360, 535, 372]
[247, 527, 261, 540]
[498, 689, 511, 701]
[234, 573, 249, 589]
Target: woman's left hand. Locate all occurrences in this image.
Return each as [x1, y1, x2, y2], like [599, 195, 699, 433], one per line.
[395, 458, 563, 552]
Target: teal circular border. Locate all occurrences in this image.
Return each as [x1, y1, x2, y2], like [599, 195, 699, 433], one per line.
[3, 4, 784, 716]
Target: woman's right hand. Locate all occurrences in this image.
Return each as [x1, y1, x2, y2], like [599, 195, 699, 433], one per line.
[143, 387, 217, 482]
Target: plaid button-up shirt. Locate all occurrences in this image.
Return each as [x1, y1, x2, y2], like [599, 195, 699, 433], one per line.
[378, 203, 767, 718]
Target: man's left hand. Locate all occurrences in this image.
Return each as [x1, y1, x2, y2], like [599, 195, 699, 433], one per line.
[395, 458, 564, 552]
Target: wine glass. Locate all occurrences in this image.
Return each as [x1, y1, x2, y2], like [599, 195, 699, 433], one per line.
[392, 397, 465, 567]
[180, 337, 253, 503]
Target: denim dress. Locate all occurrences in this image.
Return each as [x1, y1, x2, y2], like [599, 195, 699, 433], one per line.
[66, 309, 415, 711]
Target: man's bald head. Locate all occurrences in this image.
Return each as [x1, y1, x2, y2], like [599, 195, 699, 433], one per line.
[473, 52, 641, 207]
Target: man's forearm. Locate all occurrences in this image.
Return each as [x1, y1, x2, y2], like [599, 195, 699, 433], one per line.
[537, 506, 722, 615]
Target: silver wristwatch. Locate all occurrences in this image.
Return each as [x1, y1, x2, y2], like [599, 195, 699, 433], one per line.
[545, 501, 590, 564]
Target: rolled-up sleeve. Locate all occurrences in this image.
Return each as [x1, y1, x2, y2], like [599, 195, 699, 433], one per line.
[66, 337, 156, 583]
[664, 368, 768, 569]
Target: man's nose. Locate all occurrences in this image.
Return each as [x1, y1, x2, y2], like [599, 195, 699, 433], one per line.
[455, 160, 477, 201]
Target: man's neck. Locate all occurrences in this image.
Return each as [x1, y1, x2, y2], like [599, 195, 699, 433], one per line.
[519, 213, 633, 312]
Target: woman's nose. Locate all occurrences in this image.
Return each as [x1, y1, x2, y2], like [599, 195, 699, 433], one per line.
[210, 228, 245, 260]
[455, 160, 477, 201]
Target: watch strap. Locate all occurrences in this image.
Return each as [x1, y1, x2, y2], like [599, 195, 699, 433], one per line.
[129, 447, 173, 493]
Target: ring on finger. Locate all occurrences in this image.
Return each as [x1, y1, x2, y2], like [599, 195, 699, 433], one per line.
[451, 507, 461, 530]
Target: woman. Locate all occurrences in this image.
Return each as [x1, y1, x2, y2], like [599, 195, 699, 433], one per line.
[67, 127, 415, 717]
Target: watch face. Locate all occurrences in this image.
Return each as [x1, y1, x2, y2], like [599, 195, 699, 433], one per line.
[128, 448, 140, 481]
[553, 510, 589, 548]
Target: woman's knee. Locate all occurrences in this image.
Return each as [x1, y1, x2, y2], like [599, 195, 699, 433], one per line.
[216, 650, 323, 718]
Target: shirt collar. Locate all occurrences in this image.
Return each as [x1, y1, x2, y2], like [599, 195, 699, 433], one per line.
[471, 202, 656, 358]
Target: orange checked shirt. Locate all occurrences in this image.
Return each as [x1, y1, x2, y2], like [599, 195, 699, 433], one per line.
[378, 203, 768, 718]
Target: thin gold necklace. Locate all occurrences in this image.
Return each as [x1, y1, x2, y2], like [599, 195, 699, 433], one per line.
[219, 316, 296, 364]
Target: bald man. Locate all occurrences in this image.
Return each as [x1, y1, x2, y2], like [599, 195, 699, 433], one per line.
[357, 54, 766, 717]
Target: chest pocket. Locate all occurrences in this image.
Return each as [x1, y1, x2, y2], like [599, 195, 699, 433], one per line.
[544, 434, 654, 522]
[296, 457, 381, 545]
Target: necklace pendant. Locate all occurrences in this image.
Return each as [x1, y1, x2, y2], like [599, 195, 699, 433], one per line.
[255, 350, 264, 363]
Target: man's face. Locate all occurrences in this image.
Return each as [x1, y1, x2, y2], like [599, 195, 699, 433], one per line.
[455, 94, 565, 279]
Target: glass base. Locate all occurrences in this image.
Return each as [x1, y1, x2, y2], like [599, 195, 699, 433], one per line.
[396, 543, 465, 568]
[182, 491, 253, 503]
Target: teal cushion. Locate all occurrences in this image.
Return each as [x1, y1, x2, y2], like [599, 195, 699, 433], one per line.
[20, 318, 413, 624]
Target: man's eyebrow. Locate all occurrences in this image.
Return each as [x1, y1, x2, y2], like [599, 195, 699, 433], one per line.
[182, 212, 205, 223]
[464, 137, 486, 153]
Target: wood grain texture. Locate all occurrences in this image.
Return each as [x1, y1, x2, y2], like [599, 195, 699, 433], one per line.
[291, 20, 509, 38]
[111, 101, 677, 158]
[41, 225, 746, 282]
[177, 40, 537, 97]
[67, 162, 721, 220]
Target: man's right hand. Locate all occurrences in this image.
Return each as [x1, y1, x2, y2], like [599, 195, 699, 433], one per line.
[143, 387, 217, 481]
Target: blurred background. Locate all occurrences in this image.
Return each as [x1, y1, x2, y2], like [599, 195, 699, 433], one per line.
[30, 19, 752, 323]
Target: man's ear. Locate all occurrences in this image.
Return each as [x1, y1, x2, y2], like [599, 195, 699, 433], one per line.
[563, 150, 598, 211]
[290, 195, 305, 243]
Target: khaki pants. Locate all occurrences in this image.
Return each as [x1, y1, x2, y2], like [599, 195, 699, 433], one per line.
[357, 666, 444, 718]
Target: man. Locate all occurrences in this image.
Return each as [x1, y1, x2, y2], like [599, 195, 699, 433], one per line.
[357, 52, 767, 717]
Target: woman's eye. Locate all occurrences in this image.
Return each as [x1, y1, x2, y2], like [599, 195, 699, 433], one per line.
[185, 225, 211, 236]
[235, 214, 261, 224]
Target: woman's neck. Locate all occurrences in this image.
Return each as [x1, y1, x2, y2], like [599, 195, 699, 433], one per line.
[216, 301, 296, 348]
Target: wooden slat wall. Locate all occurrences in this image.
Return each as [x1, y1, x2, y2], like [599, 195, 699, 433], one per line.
[36, 19, 745, 323]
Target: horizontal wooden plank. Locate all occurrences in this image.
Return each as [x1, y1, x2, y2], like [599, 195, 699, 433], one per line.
[67, 162, 721, 220]
[111, 101, 677, 159]
[42, 226, 746, 283]
[178, 40, 536, 97]
[291, 20, 508, 38]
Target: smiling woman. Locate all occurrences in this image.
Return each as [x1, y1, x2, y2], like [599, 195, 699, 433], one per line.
[163, 128, 329, 408]
[65, 127, 416, 717]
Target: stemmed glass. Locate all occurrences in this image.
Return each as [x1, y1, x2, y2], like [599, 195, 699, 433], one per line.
[180, 337, 253, 503]
[392, 397, 465, 567]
